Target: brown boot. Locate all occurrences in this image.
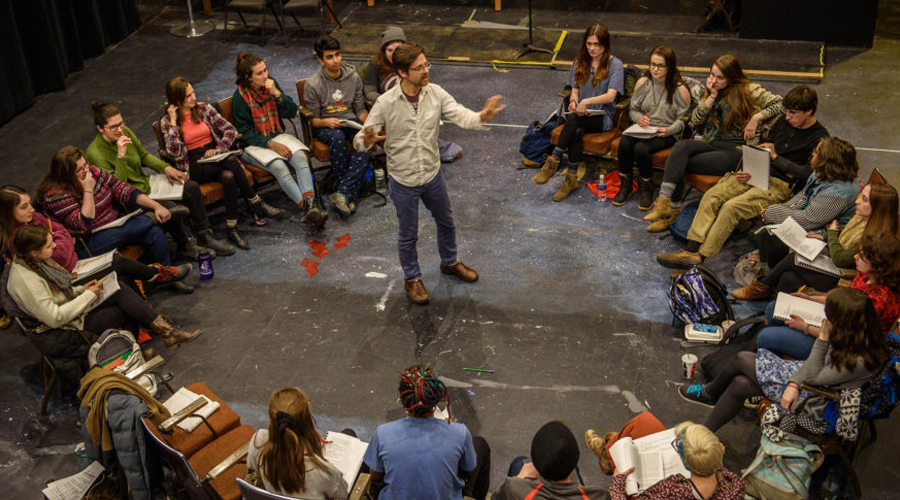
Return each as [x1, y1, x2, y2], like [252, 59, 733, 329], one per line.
[552, 168, 579, 202]
[585, 429, 616, 475]
[532, 155, 560, 184]
[646, 205, 680, 232]
[731, 279, 772, 301]
[151, 314, 202, 349]
[643, 197, 671, 221]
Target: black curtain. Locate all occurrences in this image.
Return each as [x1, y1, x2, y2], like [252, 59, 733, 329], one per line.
[0, 0, 141, 126]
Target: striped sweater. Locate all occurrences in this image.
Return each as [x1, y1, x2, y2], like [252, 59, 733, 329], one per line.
[42, 165, 141, 234]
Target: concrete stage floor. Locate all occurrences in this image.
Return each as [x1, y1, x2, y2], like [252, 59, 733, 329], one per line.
[1, 0, 899, 498]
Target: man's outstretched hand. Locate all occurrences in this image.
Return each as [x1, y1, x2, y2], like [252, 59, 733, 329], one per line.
[480, 95, 506, 123]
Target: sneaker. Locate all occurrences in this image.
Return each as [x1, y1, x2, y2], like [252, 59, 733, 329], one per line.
[678, 384, 716, 408]
[330, 192, 352, 216]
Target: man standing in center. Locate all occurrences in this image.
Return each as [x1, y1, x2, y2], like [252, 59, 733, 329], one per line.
[356, 42, 505, 304]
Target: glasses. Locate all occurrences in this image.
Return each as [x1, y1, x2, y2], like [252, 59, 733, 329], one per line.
[650, 63, 667, 70]
[410, 62, 432, 73]
[105, 121, 125, 131]
[75, 164, 90, 174]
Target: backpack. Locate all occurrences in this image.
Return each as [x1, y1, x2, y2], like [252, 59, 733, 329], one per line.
[699, 313, 766, 381]
[519, 110, 559, 167]
[742, 432, 823, 500]
[668, 264, 734, 325]
[88, 329, 158, 397]
[668, 200, 699, 242]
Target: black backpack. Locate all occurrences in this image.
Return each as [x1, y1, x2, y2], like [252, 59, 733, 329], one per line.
[699, 313, 766, 382]
[519, 110, 559, 167]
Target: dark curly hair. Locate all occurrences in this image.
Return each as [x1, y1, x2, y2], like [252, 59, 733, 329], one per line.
[858, 232, 900, 293]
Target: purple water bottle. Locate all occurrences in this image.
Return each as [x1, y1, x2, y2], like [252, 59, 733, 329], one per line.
[198, 249, 214, 280]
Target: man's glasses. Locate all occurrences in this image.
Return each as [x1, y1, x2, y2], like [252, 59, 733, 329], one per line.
[410, 62, 432, 73]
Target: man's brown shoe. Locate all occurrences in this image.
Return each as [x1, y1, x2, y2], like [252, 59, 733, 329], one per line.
[405, 279, 430, 304]
[731, 279, 772, 301]
[656, 249, 702, 269]
[440, 260, 479, 282]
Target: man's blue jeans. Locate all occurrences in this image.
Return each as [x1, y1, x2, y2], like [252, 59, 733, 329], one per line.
[389, 172, 457, 280]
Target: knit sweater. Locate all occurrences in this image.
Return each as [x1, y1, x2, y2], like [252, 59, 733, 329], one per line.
[86, 126, 170, 194]
[9, 212, 78, 271]
[6, 259, 96, 329]
[42, 165, 141, 234]
[160, 102, 238, 172]
[691, 82, 783, 146]
[609, 468, 744, 500]
[628, 78, 690, 137]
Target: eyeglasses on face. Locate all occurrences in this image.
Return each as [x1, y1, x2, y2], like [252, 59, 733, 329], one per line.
[650, 62, 667, 70]
[105, 121, 125, 131]
[410, 62, 432, 73]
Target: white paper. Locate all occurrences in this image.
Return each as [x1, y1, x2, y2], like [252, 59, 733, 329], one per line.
[148, 175, 185, 201]
[72, 250, 115, 280]
[163, 387, 221, 432]
[197, 149, 242, 164]
[323, 431, 369, 487]
[92, 209, 143, 232]
[766, 217, 828, 261]
[244, 133, 310, 166]
[795, 252, 843, 278]
[564, 109, 605, 116]
[742, 145, 770, 191]
[339, 119, 364, 130]
[622, 123, 658, 139]
[85, 272, 121, 312]
[607, 428, 689, 495]
[773, 291, 827, 327]
[42, 460, 104, 500]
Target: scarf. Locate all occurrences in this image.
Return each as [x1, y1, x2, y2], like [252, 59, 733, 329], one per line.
[38, 257, 77, 300]
[838, 214, 866, 249]
[239, 84, 283, 138]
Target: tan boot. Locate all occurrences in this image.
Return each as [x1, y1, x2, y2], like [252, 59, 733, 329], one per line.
[532, 155, 560, 184]
[552, 168, 579, 202]
[646, 207, 680, 232]
[643, 197, 671, 221]
[731, 279, 772, 301]
[151, 314, 202, 349]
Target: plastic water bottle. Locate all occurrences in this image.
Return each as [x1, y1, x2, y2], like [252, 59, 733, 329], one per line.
[198, 249, 214, 280]
[374, 168, 387, 195]
[597, 174, 607, 202]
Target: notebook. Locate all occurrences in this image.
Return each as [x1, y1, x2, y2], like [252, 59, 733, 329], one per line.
[741, 144, 770, 191]
[772, 291, 827, 327]
[795, 252, 843, 278]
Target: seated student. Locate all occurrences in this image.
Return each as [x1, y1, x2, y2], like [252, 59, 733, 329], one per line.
[644, 54, 783, 232]
[363, 26, 463, 164]
[613, 45, 690, 209]
[532, 23, 624, 202]
[1, 185, 191, 295]
[363, 365, 491, 500]
[233, 52, 327, 226]
[160, 76, 284, 250]
[678, 288, 888, 433]
[756, 232, 900, 360]
[246, 387, 349, 500]
[608, 421, 744, 500]
[7, 225, 201, 352]
[38, 146, 195, 294]
[493, 420, 606, 500]
[304, 35, 370, 216]
[584, 412, 665, 476]
[656, 85, 829, 268]
[86, 101, 235, 256]
[732, 137, 861, 301]
[743, 183, 899, 300]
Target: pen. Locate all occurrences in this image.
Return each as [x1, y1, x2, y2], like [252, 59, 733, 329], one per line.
[463, 368, 495, 374]
[97, 276, 108, 285]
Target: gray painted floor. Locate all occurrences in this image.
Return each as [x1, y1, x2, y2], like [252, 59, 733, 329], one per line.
[1, 1, 899, 498]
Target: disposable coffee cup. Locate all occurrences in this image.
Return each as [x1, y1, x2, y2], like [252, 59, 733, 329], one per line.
[682, 353, 698, 379]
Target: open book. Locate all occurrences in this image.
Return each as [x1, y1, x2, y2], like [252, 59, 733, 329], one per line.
[163, 386, 221, 432]
[148, 174, 185, 201]
[772, 291, 827, 327]
[755, 216, 827, 261]
[85, 271, 121, 312]
[198, 149, 242, 164]
[741, 144, 770, 191]
[72, 250, 115, 282]
[607, 428, 690, 495]
[622, 124, 657, 139]
[323, 431, 369, 487]
[93, 209, 143, 233]
[795, 252, 843, 278]
[243, 133, 310, 166]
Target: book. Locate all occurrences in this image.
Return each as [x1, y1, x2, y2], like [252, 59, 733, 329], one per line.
[339, 119, 364, 130]
[323, 431, 369, 487]
[42, 460, 105, 500]
[72, 249, 116, 281]
[755, 216, 827, 261]
[85, 271, 121, 312]
[741, 144, 770, 191]
[92, 209, 143, 232]
[772, 291, 827, 327]
[148, 174, 185, 201]
[197, 149, 242, 164]
[564, 109, 605, 116]
[622, 124, 658, 139]
[243, 133, 310, 166]
[607, 428, 690, 495]
[795, 252, 843, 278]
[162, 386, 221, 432]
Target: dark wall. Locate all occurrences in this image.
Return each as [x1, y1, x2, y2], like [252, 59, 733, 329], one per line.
[740, 0, 879, 47]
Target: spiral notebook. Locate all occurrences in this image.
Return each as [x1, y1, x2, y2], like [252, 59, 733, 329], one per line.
[772, 292, 826, 327]
[795, 252, 843, 278]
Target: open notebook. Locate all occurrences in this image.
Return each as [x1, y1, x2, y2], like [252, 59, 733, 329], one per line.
[772, 292, 827, 327]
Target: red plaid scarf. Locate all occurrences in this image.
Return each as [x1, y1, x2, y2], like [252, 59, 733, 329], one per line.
[239, 84, 283, 137]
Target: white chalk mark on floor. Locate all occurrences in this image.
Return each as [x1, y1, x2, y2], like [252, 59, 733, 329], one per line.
[622, 391, 648, 412]
[375, 280, 396, 312]
[365, 272, 388, 279]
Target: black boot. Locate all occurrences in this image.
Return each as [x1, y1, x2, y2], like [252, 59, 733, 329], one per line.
[249, 197, 284, 220]
[227, 227, 250, 250]
[301, 196, 328, 227]
[612, 173, 633, 206]
[639, 177, 655, 211]
[197, 228, 236, 256]
[176, 234, 203, 260]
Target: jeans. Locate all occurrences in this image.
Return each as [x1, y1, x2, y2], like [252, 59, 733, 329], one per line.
[756, 300, 817, 360]
[78, 214, 170, 266]
[242, 149, 315, 205]
[315, 127, 370, 202]
[389, 172, 457, 280]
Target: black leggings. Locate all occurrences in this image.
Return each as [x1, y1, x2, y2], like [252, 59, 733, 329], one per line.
[617, 135, 676, 179]
[661, 139, 741, 185]
[756, 230, 792, 267]
[189, 142, 257, 221]
[703, 351, 763, 432]
[461, 436, 491, 500]
[84, 284, 158, 336]
[761, 252, 841, 293]
[555, 114, 607, 164]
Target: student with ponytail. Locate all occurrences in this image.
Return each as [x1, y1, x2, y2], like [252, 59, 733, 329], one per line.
[246, 387, 348, 499]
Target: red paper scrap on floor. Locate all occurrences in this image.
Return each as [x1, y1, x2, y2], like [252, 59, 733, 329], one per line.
[301, 258, 320, 277]
[138, 330, 152, 343]
[334, 233, 351, 249]
[309, 239, 329, 259]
